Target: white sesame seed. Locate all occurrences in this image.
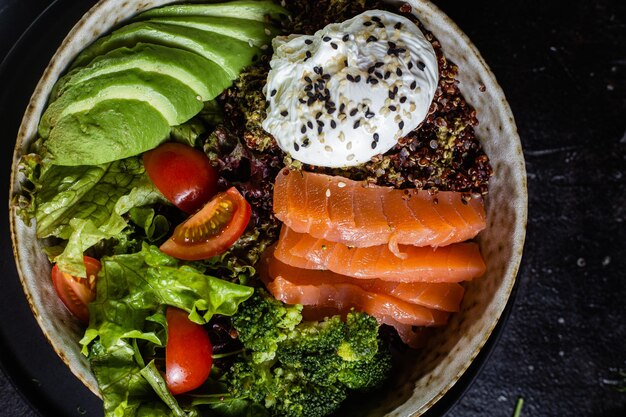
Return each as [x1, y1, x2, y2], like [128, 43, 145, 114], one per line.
[346, 141, 352, 150]
[326, 188, 331, 197]
[325, 145, 333, 152]
[337, 182, 346, 188]
[347, 154, 355, 161]
[248, 39, 255, 48]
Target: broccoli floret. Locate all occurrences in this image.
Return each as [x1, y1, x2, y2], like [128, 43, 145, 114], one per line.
[232, 289, 302, 363]
[226, 291, 393, 417]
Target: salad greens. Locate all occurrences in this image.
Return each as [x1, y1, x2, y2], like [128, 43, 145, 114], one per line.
[34, 157, 166, 277]
[81, 244, 254, 416]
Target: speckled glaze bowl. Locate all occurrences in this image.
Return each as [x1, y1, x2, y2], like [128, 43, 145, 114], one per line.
[9, 0, 527, 415]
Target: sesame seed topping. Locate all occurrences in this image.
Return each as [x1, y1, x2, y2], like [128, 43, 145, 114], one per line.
[304, 76, 312, 83]
[394, 22, 403, 30]
[331, 42, 338, 50]
[301, 125, 307, 134]
[305, 39, 313, 45]
[375, 62, 384, 68]
[365, 110, 375, 119]
[307, 121, 313, 129]
[347, 142, 352, 150]
[400, 96, 407, 103]
[364, 21, 373, 26]
[342, 34, 350, 42]
[326, 188, 331, 197]
[373, 133, 379, 141]
[339, 103, 346, 113]
[396, 68, 403, 76]
[323, 36, 331, 42]
[354, 75, 362, 82]
[349, 108, 358, 116]
[368, 77, 379, 85]
[371, 141, 377, 149]
[337, 182, 346, 188]
[411, 80, 417, 89]
[325, 145, 333, 152]
[367, 35, 378, 43]
[388, 41, 397, 48]
[371, 16, 381, 22]
[302, 138, 310, 147]
[389, 105, 397, 111]
[317, 125, 323, 134]
[281, 110, 288, 117]
[347, 74, 354, 82]
[417, 61, 426, 71]
[408, 62, 414, 70]
[294, 143, 300, 151]
[306, 51, 312, 58]
[353, 120, 361, 129]
[271, 89, 277, 97]
[347, 154, 355, 161]
[399, 120, 405, 129]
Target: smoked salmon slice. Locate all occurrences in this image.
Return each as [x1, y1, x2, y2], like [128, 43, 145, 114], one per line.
[274, 226, 486, 283]
[266, 254, 465, 312]
[273, 169, 486, 250]
[258, 247, 449, 328]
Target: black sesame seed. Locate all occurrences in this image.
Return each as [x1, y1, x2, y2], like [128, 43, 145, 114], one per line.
[369, 77, 379, 85]
[339, 103, 346, 113]
[304, 76, 312, 83]
[353, 120, 361, 129]
[399, 120, 405, 129]
[317, 125, 323, 134]
[384, 71, 391, 80]
[347, 74, 354, 82]
[316, 112, 322, 119]
[375, 71, 383, 79]
[389, 105, 397, 111]
[331, 42, 338, 50]
[307, 121, 313, 129]
[306, 91, 314, 98]
[305, 39, 313, 45]
[368, 66, 376, 74]
[410, 80, 417, 89]
[322, 73, 331, 80]
[314, 66, 322, 74]
[373, 133, 380, 141]
[371, 16, 381, 22]
[306, 51, 312, 58]
[294, 143, 300, 151]
[305, 84, 313, 91]
[400, 96, 407, 103]
[344, 59, 348, 66]
[354, 75, 361, 82]
[331, 120, 337, 128]
[371, 141, 377, 149]
[299, 98, 307, 104]
[307, 96, 315, 105]
[328, 107, 336, 114]
[377, 21, 384, 28]
[301, 125, 307, 134]
[323, 36, 331, 42]
[281, 110, 288, 117]
[393, 86, 398, 94]
[408, 61, 414, 70]
[388, 41, 396, 48]
[364, 21, 373, 26]
[389, 91, 396, 99]
[375, 62, 384, 68]
[343, 34, 350, 42]
[365, 111, 375, 119]
[397, 48, 406, 54]
[396, 68, 403, 76]
[271, 89, 277, 97]
[367, 35, 378, 43]
[349, 108, 358, 116]
[317, 119, 324, 126]
[417, 61, 426, 71]
[394, 22, 403, 30]
[302, 138, 310, 147]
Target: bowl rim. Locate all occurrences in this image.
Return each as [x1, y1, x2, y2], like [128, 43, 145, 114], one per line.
[8, 0, 528, 415]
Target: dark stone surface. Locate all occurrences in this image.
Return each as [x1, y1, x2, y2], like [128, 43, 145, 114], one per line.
[1, 0, 625, 416]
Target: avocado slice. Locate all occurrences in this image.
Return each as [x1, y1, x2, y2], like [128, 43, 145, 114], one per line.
[135, 0, 287, 22]
[45, 99, 170, 166]
[40, 69, 203, 138]
[70, 22, 258, 78]
[51, 44, 231, 102]
[143, 15, 277, 46]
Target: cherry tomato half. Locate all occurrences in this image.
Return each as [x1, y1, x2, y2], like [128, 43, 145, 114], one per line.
[51, 256, 100, 325]
[165, 307, 212, 395]
[143, 142, 218, 214]
[160, 187, 251, 261]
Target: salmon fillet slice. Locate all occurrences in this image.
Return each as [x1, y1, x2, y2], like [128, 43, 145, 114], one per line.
[273, 169, 486, 248]
[266, 254, 465, 312]
[274, 226, 487, 283]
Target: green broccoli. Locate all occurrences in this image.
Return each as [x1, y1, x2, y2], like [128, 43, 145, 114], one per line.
[226, 289, 393, 417]
[231, 289, 302, 363]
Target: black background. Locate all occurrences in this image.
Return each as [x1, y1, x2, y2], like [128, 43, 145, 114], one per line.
[1, 0, 625, 416]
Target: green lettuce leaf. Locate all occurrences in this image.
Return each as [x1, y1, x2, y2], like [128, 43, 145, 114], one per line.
[80, 244, 254, 417]
[34, 157, 166, 276]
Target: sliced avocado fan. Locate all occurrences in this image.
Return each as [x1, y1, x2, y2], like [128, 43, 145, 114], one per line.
[51, 44, 231, 102]
[41, 0, 287, 167]
[40, 69, 203, 139]
[134, 0, 287, 21]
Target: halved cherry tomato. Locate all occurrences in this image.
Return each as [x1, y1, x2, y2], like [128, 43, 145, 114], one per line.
[165, 307, 212, 395]
[143, 142, 218, 214]
[51, 256, 100, 325]
[160, 187, 251, 261]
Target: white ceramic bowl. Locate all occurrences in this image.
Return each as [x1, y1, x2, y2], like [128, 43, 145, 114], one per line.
[9, 0, 527, 415]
